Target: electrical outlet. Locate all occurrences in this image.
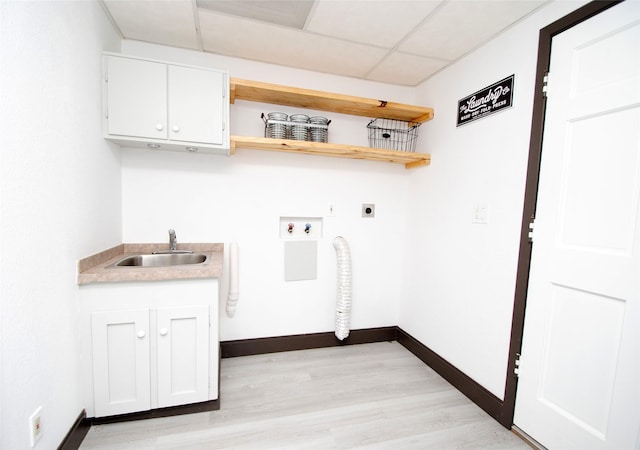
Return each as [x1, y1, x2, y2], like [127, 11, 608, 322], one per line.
[29, 406, 43, 448]
[362, 204, 375, 218]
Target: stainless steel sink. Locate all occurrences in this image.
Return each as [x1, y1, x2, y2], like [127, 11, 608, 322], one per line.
[109, 253, 208, 268]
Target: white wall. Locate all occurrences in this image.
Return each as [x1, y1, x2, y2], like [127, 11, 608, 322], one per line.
[402, 1, 589, 399]
[0, 1, 121, 448]
[118, 41, 415, 341]
[0, 1, 597, 445]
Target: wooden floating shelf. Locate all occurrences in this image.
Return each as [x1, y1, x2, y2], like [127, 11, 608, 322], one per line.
[230, 78, 434, 124]
[230, 136, 430, 169]
[229, 78, 433, 169]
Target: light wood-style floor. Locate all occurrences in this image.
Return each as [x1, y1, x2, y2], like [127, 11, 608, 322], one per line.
[80, 341, 530, 449]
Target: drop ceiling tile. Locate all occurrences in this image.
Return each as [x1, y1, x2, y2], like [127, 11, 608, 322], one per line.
[366, 52, 449, 86]
[306, 0, 443, 49]
[197, 0, 314, 29]
[199, 9, 388, 78]
[400, 0, 546, 60]
[103, 0, 199, 50]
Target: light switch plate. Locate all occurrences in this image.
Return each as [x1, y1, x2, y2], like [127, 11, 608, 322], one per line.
[472, 204, 489, 224]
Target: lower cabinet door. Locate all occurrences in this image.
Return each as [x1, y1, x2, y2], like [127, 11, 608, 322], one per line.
[91, 309, 151, 417]
[156, 305, 210, 408]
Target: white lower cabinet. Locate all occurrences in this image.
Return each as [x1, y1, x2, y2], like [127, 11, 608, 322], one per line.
[91, 308, 151, 417]
[80, 279, 219, 418]
[91, 305, 209, 417]
[156, 306, 210, 408]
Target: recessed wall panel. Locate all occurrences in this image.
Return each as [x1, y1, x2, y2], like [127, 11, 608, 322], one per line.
[558, 107, 640, 255]
[572, 23, 640, 96]
[539, 285, 625, 437]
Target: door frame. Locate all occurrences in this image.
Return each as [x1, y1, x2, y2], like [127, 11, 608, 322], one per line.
[501, 0, 623, 428]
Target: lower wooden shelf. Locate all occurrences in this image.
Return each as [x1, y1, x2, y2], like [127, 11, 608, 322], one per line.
[230, 135, 430, 169]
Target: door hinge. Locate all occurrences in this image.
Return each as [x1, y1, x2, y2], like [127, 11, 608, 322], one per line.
[542, 72, 550, 97]
[528, 216, 535, 243]
[514, 353, 521, 378]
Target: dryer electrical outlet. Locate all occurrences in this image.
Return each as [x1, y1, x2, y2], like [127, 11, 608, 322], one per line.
[362, 204, 375, 218]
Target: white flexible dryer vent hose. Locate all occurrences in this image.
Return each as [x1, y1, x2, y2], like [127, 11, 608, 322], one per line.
[333, 236, 352, 340]
[227, 242, 239, 318]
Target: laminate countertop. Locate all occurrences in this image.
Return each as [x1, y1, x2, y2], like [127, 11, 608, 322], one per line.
[77, 243, 223, 285]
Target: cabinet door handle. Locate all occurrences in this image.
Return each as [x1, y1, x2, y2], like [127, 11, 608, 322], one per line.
[171, 125, 180, 133]
[155, 123, 164, 131]
[137, 330, 146, 338]
[159, 327, 168, 336]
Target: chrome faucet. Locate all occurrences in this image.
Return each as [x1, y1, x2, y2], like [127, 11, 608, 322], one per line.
[168, 228, 177, 251]
[152, 229, 191, 255]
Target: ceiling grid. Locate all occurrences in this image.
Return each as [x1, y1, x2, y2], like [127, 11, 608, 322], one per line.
[101, 0, 549, 86]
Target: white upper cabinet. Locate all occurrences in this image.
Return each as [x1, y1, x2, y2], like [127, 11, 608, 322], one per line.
[106, 56, 167, 140]
[103, 53, 229, 155]
[168, 65, 225, 146]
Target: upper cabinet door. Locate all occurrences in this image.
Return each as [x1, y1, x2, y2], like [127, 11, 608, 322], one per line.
[168, 65, 224, 145]
[106, 56, 167, 139]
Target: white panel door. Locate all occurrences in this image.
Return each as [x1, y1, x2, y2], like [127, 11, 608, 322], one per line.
[168, 65, 224, 145]
[156, 305, 209, 408]
[91, 309, 151, 417]
[514, 2, 640, 449]
[106, 56, 167, 139]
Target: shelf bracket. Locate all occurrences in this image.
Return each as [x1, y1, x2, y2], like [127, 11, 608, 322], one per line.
[405, 158, 430, 169]
[229, 82, 237, 104]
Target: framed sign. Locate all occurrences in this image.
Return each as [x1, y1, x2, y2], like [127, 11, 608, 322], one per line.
[457, 75, 514, 127]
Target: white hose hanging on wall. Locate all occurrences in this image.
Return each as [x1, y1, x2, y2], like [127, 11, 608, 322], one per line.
[333, 236, 352, 340]
[227, 242, 239, 318]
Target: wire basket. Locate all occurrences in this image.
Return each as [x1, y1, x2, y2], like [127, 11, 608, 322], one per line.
[289, 114, 310, 141]
[264, 112, 289, 139]
[367, 118, 420, 152]
[262, 113, 330, 143]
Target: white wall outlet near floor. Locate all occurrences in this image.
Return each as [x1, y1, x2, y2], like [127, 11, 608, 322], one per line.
[29, 406, 43, 447]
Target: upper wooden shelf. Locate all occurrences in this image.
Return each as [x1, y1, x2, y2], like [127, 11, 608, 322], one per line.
[230, 78, 434, 124]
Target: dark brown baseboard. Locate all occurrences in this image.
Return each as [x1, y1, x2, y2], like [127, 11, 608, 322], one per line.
[90, 399, 219, 425]
[58, 409, 91, 450]
[395, 328, 508, 428]
[220, 326, 398, 358]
